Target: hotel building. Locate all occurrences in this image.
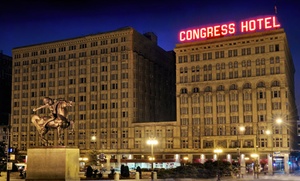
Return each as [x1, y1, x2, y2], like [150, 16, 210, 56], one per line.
[11, 27, 177, 169]
[174, 28, 298, 174]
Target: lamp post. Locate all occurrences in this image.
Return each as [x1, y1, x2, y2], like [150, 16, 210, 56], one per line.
[214, 149, 223, 181]
[266, 129, 273, 175]
[266, 117, 283, 175]
[91, 135, 96, 149]
[147, 138, 158, 180]
[237, 126, 245, 177]
[183, 156, 188, 166]
[6, 115, 11, 181]
[251, 153, 259, 179]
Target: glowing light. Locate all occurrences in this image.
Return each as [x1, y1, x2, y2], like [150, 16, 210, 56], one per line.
[239, 126, 245, 132]
[251, 154, 259, 158]
[147, 139, 158, 145]
[276, 118, 283, 124]
[214, 149, 223, 153]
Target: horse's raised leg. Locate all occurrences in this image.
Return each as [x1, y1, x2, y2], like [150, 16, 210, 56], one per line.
[69, 120, 75, 135]
[57, 126, 63, 145]
[32, 116, 49, 146]
[39, 127, 49, 146]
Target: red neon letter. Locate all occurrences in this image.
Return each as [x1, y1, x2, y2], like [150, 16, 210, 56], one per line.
[179, 31, 186, 41]
[240, 21, 248, 32]
[214, 25, 221, 36]
[265, 17, 272, 29]
[273, 16, 280, 28]
[221, 24, 228, 35]
[228, 23, 235, 34]
[249, 20, 256, 31]
[256, 18, 264, 30]
[186, 30, 192, 40]
[200, 28, 206, 38]
[193, 29, 200, 40]
[207, 27, 213, 37]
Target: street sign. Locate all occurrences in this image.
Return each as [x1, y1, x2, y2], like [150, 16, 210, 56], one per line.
[7, 162, 12, 170]
[10, 154, 15, 160]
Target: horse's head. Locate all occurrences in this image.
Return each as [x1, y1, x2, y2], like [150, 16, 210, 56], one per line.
[56, 100, 74, 117]
[59, 100, 74, 108]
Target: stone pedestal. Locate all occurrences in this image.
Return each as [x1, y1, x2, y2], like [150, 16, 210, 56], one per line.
[26, 147, 80, 181]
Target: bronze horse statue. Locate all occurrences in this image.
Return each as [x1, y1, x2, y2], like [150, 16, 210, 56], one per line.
[31, 97, 75, 146]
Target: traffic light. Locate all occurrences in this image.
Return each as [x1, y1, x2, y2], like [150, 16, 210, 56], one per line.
[8, 147, 15, 153]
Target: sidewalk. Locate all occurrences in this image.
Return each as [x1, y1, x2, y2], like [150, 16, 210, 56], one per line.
[0, 171, 21, 181]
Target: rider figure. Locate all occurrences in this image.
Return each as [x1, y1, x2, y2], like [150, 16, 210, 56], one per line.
[33, 97, 58, 127]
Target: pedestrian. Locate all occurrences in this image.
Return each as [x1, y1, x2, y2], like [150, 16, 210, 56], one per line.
[109, 166, 115, 179]
[136, 166, 142, 179]
[85, 165, 93, 178]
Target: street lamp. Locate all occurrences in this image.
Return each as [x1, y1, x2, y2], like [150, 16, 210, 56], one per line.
[214, 149, 223, 181]
[266, 117, 283, 175]
[91, 135, 96, 149]
[147, 138, 158, 180]
[183, 156, 188, 166]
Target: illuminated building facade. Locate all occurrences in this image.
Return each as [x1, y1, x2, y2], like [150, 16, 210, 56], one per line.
[175, 28, 298, 174]
[9, 17, 299, 173]
[11, 27, 177, 169]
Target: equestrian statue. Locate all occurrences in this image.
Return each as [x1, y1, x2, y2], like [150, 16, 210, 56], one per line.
[31, 97, 75, 146]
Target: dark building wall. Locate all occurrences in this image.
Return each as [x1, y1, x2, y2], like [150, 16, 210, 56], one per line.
[0, 51, 12, 125]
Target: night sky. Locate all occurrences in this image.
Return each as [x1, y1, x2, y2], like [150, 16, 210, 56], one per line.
[1, 0, 300, 116]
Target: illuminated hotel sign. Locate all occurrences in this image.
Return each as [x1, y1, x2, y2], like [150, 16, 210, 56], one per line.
[179, 16, 280, 42]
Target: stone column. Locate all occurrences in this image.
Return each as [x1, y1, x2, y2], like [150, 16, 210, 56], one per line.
[240, 154, 246, 175]
[227, 154, 232, 163]
[106, 155, 111, 171]
[188, 154, 193, 163]
[117, 154, 121, 169]
[284, 153, 290, 174]
[267, 154, 273, 175]
[200, 154, 205, 164]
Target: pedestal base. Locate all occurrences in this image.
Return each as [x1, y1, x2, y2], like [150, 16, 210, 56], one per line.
[26, 147, 80, 181]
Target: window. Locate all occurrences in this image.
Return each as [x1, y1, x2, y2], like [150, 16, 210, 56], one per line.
[181, 139, 188, 148]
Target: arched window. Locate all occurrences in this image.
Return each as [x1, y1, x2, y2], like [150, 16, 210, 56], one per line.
[180, 67, 184, 73]
[270, 57, 274, 64]
[272, 80, 280, 87]
[256, 81, 265, 88]
[193, 87, 199, 93]
[204, 86, 212, 92]
[196, 66, 200, 72]
[191, 66, 195, 72]
[234, 61, 238, 68]
[216, 63, 220, 70]
[184, 67, 188, 73]
[181, 88, 188, 94]
[228, 62, 233, 68]
[275, 56, 280, 63]
[256, 59, 260, 65]
[217, 85, 225, 91]
[208, 64, 212, 71]
[242, 60, 246, 67]
[230, 84, 238, 90]
[247, 60, 251, 66]
[243, 83, 252, 89]
[221, 63, 225, 69]
[204, 65, 207, 71]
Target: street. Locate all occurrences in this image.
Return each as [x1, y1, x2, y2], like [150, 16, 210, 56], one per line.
[1, 171, 300, 181]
